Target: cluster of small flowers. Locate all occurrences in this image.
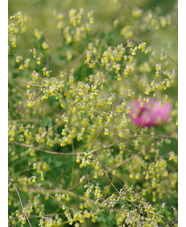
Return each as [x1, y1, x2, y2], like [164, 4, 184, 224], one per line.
[140, 62, 177, 97]
[8, 193, 44, 226]
[23, 41, 176, 149]
[85, 40, 150, 81]
[32, 161, 50, 180]
[141, 11, 172, 31]
[33, 28, 50, 50]
[8, 11, 27, 50]
[126, 149, 177, 202]
[10, 32, 175, 155]
[119, 7, 172, 41]
[39, 216, 63, 227]
[16, 56, 31, 70]
[27, 73, 64, 108]
[8, 122, 34, 143]
[99, 187, 165, 226]
[84, 183, 103, 199]
[53, 8, 94, 44]
[15, 49, 43, 72]
[55, 193, 71, 202]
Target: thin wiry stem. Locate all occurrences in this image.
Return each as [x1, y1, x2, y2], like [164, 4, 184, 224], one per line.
[32, 110, 68, 147]
[112, 128, 177, 169]
[8, 119, 40, 123]
[100, 163, 119, 193]
[8, 77, 44, 88]
[11, 220, 21, 227]
[8, 141, 83, 156]
[9, 130, 177, 156]
[90, 131, 178, 154]
[9, 176, 93, 212]
[9, 177, 32, 227]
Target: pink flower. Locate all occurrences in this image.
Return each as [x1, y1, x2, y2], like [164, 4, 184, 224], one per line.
[128, 98, 171, 127]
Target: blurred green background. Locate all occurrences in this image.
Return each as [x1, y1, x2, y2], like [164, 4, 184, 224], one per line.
[8, 0, 177, 56]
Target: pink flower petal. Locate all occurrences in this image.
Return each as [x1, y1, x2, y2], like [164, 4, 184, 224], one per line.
[128, 98, 171, 127]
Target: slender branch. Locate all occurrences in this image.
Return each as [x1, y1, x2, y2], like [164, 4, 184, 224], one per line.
[155, 47, 178, 67]
[11, 220, 21, 227]
[8, 77, 44, 88]
[8, 141, 83, 156]
[9, 130, 177, 157]
[9, 177, 32, 227]
[90, 131, 178, 154]
[14, 167, 34, 176]
[32, 114, 65, 147]
[112, 129, 177, 169]
[64, 51, 86, 72]
[10, 213, 65, 220]
[9, 177, 114, 215]
[9, 177, 94, 211]
[94, 1, 128, 40]
[100, 163, 119, 193]
[31, 90, 42, 101]
[8, 119, 40, 123]
[69, 141, 75, 187]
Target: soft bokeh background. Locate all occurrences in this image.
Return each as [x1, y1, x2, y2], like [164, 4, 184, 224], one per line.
[8, 0, 177, 57]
